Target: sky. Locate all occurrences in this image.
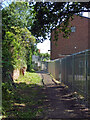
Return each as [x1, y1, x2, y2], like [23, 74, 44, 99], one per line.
[37, 39, 50, 54]
[37, 12, 89, 54]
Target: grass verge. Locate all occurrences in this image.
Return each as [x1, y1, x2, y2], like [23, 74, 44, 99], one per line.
[2, 72, 44, 119]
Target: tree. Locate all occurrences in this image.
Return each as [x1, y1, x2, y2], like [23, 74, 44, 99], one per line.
[2, 2, 36, 76]
[2, 1, 90, 42]
[2, 2, 35, 39]
[38, 53, 50, 61]
[2, 26, 36, 77]
[30, 2, 90, 42]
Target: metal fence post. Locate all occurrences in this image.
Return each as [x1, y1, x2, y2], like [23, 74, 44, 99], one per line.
[85, 51, 88, 107]
[72, 55, 75, 92]
[65, 58, 67, 85]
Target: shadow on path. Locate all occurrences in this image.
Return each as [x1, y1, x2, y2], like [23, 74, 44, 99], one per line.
[36, 70, 90, 119]
[2, 70, 90, 119]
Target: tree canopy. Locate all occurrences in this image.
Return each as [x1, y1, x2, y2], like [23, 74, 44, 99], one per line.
[1, 1, 90, 43]
[30, 2, 90, 42]
[2, 2, 35, 38]
[1, 1, 90, 42]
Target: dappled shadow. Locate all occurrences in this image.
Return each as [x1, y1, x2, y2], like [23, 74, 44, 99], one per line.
[2, 82, 45, 119]
[41, 85, 90, 119]
[2, 71, 90, 119]
[35, 71, 90, 119]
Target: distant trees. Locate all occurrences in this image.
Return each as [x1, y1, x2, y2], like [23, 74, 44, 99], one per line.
[38, 53, 50, 61]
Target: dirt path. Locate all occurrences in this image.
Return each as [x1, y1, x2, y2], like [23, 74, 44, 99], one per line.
[36, 71, 90, 119]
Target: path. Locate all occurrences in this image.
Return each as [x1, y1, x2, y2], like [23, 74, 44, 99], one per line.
[36, 71, 90, 119]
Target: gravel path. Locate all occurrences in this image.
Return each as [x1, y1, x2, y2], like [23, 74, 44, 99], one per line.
[36, 71, 90, 119]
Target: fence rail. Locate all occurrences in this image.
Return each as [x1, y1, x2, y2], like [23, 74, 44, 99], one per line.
[48, 49, 90, 108]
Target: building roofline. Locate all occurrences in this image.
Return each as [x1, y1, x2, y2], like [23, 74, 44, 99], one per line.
[79, 15, 90, 19]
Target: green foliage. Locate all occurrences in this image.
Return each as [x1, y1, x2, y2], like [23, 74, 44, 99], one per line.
[33, 46, 41, 56]
[26, 48, 33, 71]
[2, 26, 36, 76]
[2, 2, 34, 34]
[2, 81, 15, 115]
[30, 2, 90, 42]
[2, 72, 43, 119]
[38, 53, 50, 61]
[16, 72, 42, 84]
[2, 2, 90, 43]
[2, 2, 36, 75]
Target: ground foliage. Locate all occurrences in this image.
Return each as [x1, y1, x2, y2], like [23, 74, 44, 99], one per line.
[2, 72, 43, 119]
[30, 2, 90, 42]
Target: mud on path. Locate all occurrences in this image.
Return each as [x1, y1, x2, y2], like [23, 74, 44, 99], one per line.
[36, 71, 90, 119]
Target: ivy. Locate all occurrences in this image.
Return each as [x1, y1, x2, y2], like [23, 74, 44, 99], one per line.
[2, 26, 36, 78]
[2, 2, 37, 79]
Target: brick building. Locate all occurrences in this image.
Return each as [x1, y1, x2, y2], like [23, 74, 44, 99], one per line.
[51, 15, 90, 60]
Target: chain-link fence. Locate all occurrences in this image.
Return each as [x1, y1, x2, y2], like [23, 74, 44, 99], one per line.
[48, 49, 90, 108]
[61, 50, 90, 107]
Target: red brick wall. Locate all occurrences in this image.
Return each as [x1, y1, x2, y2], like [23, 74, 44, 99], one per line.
[51, 15, 89, 60]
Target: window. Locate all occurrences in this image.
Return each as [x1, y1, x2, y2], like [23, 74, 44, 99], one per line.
[71, 26, 76, 32]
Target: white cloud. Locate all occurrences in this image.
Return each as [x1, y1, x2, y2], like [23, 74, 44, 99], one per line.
[37, 39, 50, 54]
[83, 12, 89, 18]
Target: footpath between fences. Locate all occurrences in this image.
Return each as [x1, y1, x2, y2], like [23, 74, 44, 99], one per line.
[36, 70, 90, 119]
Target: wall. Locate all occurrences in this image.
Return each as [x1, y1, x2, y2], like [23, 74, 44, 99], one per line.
[48, 59, 61, 80]
[48, 61, 56, 78]
[41, 61, 48, 71]
[51, 15, 89, 60]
